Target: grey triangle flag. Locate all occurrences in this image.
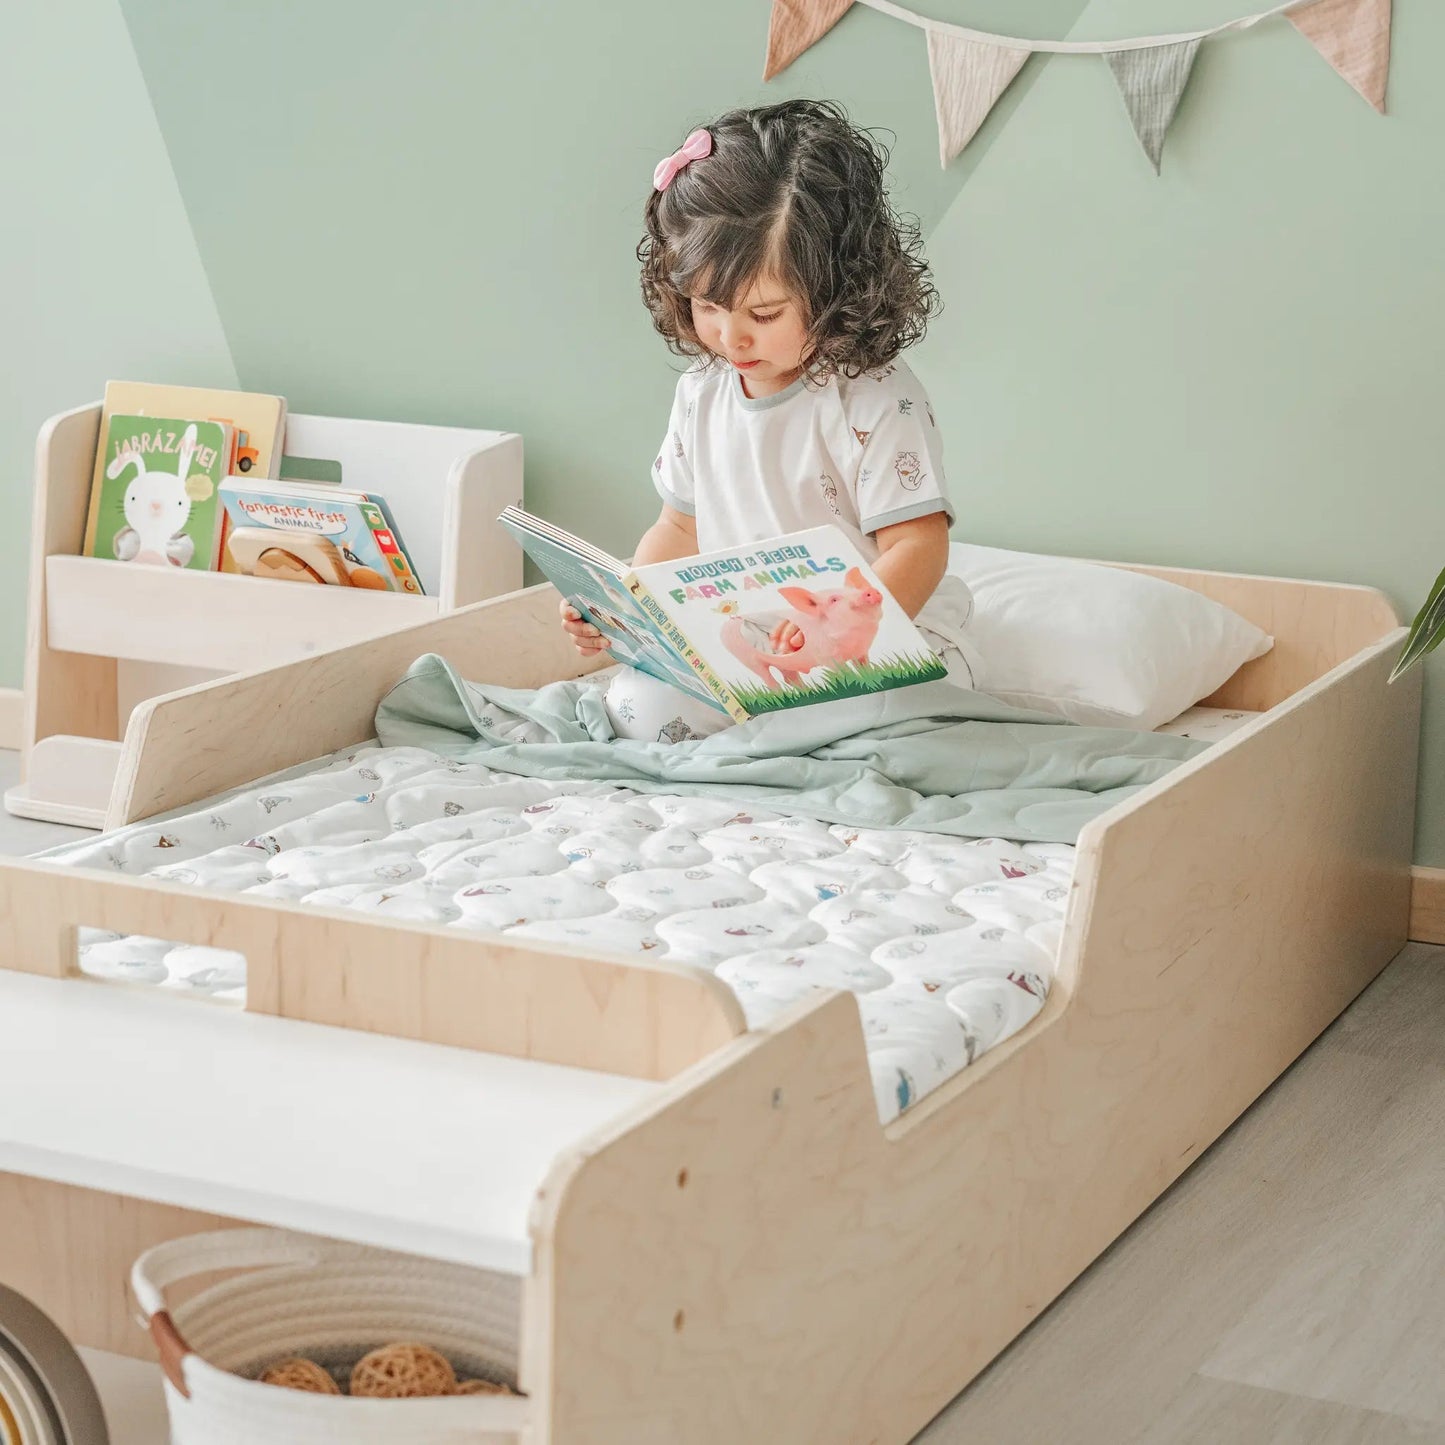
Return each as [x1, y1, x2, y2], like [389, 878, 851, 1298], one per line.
[1104, 38, 1202, 173]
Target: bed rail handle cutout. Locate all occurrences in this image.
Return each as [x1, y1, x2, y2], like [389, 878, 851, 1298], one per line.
[75, 922, 248, 1003]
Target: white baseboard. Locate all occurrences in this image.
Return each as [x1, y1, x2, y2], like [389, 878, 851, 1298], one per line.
[0, 688, 21, 751]
[1410, 866, 1445, 946]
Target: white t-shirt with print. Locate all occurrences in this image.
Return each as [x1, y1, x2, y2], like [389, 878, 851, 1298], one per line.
[650, 359, 974, 654]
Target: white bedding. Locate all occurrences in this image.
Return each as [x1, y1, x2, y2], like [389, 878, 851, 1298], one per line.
[45, 705, 1257, 1125]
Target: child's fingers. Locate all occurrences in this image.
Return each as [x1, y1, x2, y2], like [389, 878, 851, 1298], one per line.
[770, 622, 803, 651]
[566, 623, 609, 650]
[559, 608, 604, 641]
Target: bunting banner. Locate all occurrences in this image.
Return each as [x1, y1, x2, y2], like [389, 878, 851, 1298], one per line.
[1287, 0, 1391, 110]
[1104, 38, 1203, 172]
[927, 30, 1030, 167]
[764, 0, 856, 81]
[762, 0, 1392, 172]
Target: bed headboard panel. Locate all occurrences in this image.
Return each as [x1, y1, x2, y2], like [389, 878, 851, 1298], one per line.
[1110, 564, 1401, 712]
[113, 565, 1402, 826]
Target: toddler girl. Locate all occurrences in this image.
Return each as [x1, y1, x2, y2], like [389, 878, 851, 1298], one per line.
[561, 98, 979, 742]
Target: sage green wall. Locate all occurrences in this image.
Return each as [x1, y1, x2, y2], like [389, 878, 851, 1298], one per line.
[0, 0, 237, 665]
[104, 0, 1083, 549]
[7, 1, 1440, 858]
[2, 0, 1084, 686]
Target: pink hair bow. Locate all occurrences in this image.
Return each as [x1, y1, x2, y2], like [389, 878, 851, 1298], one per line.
[653, 128, 712, 192]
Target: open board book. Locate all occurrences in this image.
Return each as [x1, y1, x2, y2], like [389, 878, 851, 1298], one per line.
[498, 507, 946, 722]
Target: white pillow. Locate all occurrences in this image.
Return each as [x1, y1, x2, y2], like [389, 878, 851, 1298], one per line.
[947, 543, 1273, 730]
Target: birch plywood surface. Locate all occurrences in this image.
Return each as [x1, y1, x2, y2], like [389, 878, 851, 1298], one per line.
[45, 555, 438, 670]
[1115, 562, 1399, 711]
[524, 637, 1417, 1445]
[109, 582, 600, 826]
[21, 405, 117, 753]
[0, 858, 743, 1079]
[0, 1175, 241, 1359]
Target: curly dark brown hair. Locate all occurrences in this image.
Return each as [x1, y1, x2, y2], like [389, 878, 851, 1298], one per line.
[638, 99, 941, 381]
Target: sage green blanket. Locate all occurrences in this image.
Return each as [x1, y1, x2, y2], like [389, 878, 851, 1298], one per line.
[373, 655, 1205, 845]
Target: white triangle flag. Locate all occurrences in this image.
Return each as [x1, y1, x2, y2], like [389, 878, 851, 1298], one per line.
[926, 29, 1030, 168]
[1104, 38, 1203, 174]
[1287, 0, 1391, 112]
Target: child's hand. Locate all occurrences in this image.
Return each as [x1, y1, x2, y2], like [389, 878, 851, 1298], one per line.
[559, 599, 612, 655]
[769, 620, 805, 653]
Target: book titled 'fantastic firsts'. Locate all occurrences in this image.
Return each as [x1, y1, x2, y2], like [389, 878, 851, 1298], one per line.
[498, 506, 946, 722]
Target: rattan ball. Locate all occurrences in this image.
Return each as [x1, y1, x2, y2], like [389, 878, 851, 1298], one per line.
[258, 1357, 341, 1394]
[349, 1342, 458, 1399]
[454, 1378, 516, 1396]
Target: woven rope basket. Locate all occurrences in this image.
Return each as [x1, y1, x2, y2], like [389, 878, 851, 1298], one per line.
[131, 1229, 526, 1445]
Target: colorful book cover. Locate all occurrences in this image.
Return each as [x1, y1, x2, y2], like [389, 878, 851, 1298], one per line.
[83, 381, 287, 557]
[502, 521, 724, 710]
[218, 480, 425, 594]
[89, 415, 231, 570]
[498, 508, 945, 721]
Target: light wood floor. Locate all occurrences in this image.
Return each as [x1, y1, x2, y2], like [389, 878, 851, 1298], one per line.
[918, 940, 1445, 1444]
[2, 752, 1441, 1444]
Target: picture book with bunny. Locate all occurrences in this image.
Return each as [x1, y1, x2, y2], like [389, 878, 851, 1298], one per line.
[499, 507, 946, 722]
[87, 415, 231, 570]
[82, 380, 286, 559]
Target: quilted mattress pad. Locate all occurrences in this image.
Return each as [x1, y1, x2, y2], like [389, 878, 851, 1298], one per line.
[54, 746, 1073, 1123]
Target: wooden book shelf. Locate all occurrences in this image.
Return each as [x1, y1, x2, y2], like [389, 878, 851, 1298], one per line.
[4, 402, 524, 828]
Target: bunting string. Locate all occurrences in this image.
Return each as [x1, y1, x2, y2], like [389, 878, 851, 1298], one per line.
[857, 0, 1302, 54]
[762, 0, 1391, 172]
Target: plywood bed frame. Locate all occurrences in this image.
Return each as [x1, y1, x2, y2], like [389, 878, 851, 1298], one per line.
[0, 559, 1420, 1443]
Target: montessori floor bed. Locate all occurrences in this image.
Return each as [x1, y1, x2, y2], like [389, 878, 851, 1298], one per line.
[0, 561, 1420, 1443]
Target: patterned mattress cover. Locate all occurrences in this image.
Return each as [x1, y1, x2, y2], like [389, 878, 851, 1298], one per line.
[44, 704, 1256, 1125]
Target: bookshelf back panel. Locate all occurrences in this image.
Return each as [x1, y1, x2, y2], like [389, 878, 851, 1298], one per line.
[281, 413, 519, 599]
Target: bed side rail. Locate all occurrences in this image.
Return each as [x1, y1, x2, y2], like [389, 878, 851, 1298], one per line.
[109, 582, 599, 827]
[0, 857, 745, 1080]
[518, 632, 1421, 1444]
[1063, 627, 1417, 1099]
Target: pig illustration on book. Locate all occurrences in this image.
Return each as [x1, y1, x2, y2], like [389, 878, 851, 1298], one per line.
[720, 567, 884, 689]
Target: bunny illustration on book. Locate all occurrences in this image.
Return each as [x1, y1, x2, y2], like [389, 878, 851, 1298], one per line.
[108, 424, 211, 567]
[720, 567, 884, 689]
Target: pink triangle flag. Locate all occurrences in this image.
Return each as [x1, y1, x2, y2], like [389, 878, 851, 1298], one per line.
[926, 29, 1031, 168]
[1288, 0, 1391, 112]
[763, 0, 856, 81]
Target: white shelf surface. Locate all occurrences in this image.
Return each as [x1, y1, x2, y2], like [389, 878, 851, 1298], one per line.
[0, 971, 658, 1276]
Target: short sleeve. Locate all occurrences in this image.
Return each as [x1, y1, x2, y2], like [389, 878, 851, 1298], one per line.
[847, 365, 955, 535]
[651, 376, 696, 516]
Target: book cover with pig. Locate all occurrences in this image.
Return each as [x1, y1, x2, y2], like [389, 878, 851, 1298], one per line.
[499, 508, 946, 722]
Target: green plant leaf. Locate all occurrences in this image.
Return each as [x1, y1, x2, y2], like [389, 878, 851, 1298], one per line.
[1390, 563, 1445, 682]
